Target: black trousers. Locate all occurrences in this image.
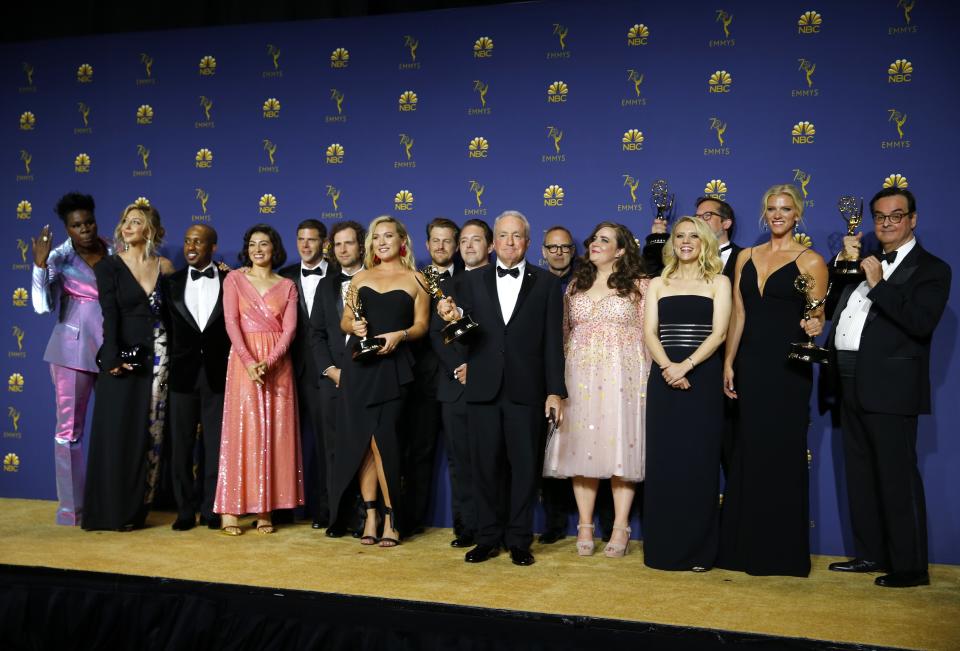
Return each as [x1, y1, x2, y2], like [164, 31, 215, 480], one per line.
[838, 355, 928, 573]
[169, 371, 223, 519]
[297, 376, 329, 523]
[442, 397, 476, 537]
[468, 389, 544, 549]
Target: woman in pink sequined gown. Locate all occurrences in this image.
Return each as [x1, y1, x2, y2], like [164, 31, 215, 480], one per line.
[215, 225, 304, 535]
[543, 222, 651, 557]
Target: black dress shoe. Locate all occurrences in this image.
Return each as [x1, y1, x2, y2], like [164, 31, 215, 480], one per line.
[828, 558, 888, 573]
[509, 546, 535, 566]
[325, 524, 348, 538]
[451, 534, 476, 548]
[465, 544, 499, 563]
[538, 529, 566, 544]
[199, 514, 221, 530]
[171, 515, 196, 531]
[875, 571, 929, 588]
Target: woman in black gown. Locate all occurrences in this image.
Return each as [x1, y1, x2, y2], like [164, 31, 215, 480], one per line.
[330, 216, 430, 547]
[83, 204, 174, 531]
[643, 216, 731, 571]
[718, 184, 827, 576]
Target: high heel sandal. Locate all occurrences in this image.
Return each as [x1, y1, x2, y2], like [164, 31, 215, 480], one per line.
[359, 501, 380, 545]
[378, 506, 401, 548]
[576, 523, 595, 556]
[604, 525, 631, 558]
[253, 519, 274, 534]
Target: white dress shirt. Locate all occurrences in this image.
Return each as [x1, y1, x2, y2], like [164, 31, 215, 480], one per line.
[185, 263, 219, 331]
[719, 243, 733, 270]
[495, 258, 525, 323]
[300, 259, 328, 317]
[834, 237, 916, 352]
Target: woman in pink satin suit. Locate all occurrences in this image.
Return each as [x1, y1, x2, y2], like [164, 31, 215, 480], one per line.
[214, 224, 304, 535]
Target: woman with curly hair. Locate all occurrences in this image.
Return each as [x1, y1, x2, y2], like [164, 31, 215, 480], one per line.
[542, 222, 651, 558]
[329, 216, 430, 547]
[642, 216, 731, 571]
[214, 224, 303, 536]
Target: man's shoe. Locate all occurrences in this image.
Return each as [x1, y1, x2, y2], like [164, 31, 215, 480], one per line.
[200, 514, 221, 530]
[538, 528, 566, 544]
[326, 523, 347, 538]
[451, 534, 476, 548]
[828, 558, 888, 573]
[171, 515, 196, 531]
[875, 571, 929, 588]
[509, 546, 535, 566]
[465, 544, 499, 563]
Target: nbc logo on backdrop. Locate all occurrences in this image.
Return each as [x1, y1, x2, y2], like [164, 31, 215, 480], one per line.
[326, 144, 344, 164]
[798, 11, 822, 34]
[263, 98, 281, 119]
[395, 190, 414, 211]
[792, 121, 816, 144]
[7, 373, 24, 393]
[195, 148, 213, 169]
[399, 91, 418, 112]
[19, 112, 35, 131]
[12, 288, 28, 307]
[468, 137, 489, 159]
[627, 24, 649, 46]
[136, 104, 154, 125]
[705, 179, 728, 200]
[888, 59, 912, 83]
[622, 129, 644, 151]
[259, 194, 277, 214]
[331, 48, 349, 68]
[16, 200, 32, 221]
[708, 70, 732, 93]
[74, 153, 91, 173]
[199, 55, 216, 76]
[543, 184, 565, 207]
[547, 81, 568, 103]
[3, 452, 19, 473]
[883, 173, 909, 189]
[77, 63, 93, 83]
[473, 36, 493, 58]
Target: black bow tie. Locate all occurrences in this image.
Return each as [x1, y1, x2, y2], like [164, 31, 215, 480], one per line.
[302, 266, 324, 278]
[876, 250, 898, 265]
[437, 269, 452, 280]
[497, 266, 520, 278]
[337, 272, 353, 284]
[190, 267, 215, 280]
[719, 244, 732, 253]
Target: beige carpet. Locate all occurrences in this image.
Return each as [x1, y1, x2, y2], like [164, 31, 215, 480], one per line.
[2, 498, 958, 649]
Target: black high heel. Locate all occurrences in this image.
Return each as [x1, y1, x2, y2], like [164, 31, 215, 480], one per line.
[379, 506, 401, 548]
[359, 501, 380, 545]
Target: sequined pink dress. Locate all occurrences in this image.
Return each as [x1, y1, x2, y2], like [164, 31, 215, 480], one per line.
[543, 279, 650, 481]
[214, 271, 304, 514]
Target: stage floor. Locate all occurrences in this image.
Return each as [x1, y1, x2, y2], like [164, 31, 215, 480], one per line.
[1, 499, 957, 650]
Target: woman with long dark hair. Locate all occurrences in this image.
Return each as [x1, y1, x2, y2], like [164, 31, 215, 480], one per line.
[214, 225, 303, 535]
[542, 222, 650, 558]
[83, 203, 174, 531]
[329, 216, 430, 547]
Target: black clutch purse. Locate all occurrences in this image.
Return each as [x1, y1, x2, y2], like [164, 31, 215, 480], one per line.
[97, 344, 151, 372]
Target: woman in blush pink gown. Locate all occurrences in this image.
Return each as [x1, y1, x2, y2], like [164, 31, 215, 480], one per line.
[543, 222, 651, 558]
[214, 224, 304, 535]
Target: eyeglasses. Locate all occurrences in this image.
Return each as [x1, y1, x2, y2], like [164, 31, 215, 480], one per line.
[872, 210, 912, 225]
[544, 244, 575, 253]
[695, 211, 722, 221]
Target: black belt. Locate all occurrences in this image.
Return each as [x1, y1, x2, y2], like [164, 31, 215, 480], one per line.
[836, 349, 857, 378]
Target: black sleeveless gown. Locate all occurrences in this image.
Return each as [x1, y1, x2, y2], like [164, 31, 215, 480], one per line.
[643, 295, 723, 570]
[717, 253, 812, 577]
[330, 287, 415, 529]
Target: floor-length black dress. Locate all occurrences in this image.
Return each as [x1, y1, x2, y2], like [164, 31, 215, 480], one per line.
[717, 250, 813, 576]
[83, 256, 168, 531]
[643, 295, 723, 570]
[329, 287, 415, 530]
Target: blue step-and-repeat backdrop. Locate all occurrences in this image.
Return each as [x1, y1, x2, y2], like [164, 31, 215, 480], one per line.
[3, 0, 958, 562]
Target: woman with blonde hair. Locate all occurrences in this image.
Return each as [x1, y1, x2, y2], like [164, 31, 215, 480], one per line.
[83, 203, 174, 530]
[642, 216, 731, 571]
[717, 184, 827, 576]
[329, 216, 430, 547]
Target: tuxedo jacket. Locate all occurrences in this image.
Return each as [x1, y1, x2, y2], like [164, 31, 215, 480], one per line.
[431, 272, 470, 404]
[643, 236, 742, 280]
[162, 267, 230, 394]
[455, 262, 566, 405]
[826, 243, 951, 416]
[308, 270, 349, 396]
[280, 263, 329, 388]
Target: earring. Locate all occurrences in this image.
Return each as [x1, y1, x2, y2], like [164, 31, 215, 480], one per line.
[400, 244, 407, 257]
[793, 221, 799, 235]
[759, 218, 768, 233]
[373, 255, 381, 264]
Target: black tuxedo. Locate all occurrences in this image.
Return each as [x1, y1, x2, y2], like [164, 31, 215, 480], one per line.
[455, 261, 566, 549]
[162, 267, 230, 521]
[826, 242, 951, 573]
[280, 263, 332, 522]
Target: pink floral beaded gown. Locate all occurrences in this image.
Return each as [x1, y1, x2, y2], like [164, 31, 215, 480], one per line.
[543, 279, 651, 481]
[214, 271, 304, 515]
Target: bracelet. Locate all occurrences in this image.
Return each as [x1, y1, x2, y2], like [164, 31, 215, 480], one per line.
[401, 329, 408, 341]
[686, 357, 695, 369]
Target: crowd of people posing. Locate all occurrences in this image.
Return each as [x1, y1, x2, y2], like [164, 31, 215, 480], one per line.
[31, 182, 949, 587]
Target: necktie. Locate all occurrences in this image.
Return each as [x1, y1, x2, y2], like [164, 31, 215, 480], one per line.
[337, 272, 353, 284]
[438, 270, 452, 280]
[719, 244, 732, 254]
[302, 266, 324, 277]
[497, 266, 519, 278]
[191, 267, 215, 280]
[876, 250, 898, 265]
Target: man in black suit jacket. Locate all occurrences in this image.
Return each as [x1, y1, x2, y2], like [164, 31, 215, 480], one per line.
[431, 218, 494, 548]
[438, 210, 566, 566]
[279, 219, 331, 528]
[309, 220, 365, 537]
[825, 187, 951, 588]
[164, 225, 230, 531]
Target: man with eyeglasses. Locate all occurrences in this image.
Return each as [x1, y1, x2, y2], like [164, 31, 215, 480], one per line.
[542, 226, 578, 291]
[643, 197, 741, 278]
[825, 187, 951, 588]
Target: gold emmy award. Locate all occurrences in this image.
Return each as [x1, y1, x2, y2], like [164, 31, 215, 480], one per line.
[648, 178, 675, 246]
[418, 266, 480, 344]
[344, 285, 385, 361]
[836, 195, 864, 276]
[787, 273, 831, 365]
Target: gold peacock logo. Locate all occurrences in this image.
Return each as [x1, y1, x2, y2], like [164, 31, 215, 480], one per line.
[543, 184, 565, 207]
[704, 179, 728, 199]
[74, 153, 91, 173]
[791, 121, 816, 144]
[77, 63, 93, 83]
[798, 11, 822, 34]
[331, 48, 349, 68]
[627, 24, 649, 46]
[12, 288, 28, 307]
[199, 55, 216, 76]
[622, 129, 644, 151]
[259, 194, 277, 214]
[547, 81, 568, 103]
[883, 173, 909, 189]
[133, 197, 150, 208]
[3, 452, 19, 472]
[708, 70, 732, 93]
[195, 148, 213, 169]
[399, 91, 418, 112]
[468, 137, 489, 158]
[394, 190, 414, 211]
[473, 37, 493, 58]
[888, 59, 912, 83]
[326, 144, 344, 164]
[17, 200, 32, 221]
[263, 98, 281, 118]
[136, 104, 154, 125]
[19, 112, 35, 131]
[8, 373, 24, 392]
